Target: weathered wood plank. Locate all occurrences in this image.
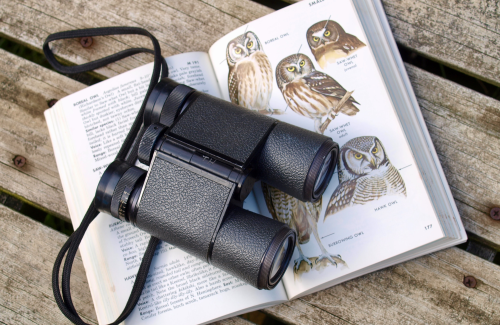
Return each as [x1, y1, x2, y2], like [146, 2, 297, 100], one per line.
[263, 247, 500, 324]
[382, 0, 500, 87]
[0, 204, 97, 324]
[405, 63, 500, 248]
[264, 299, 349, 324]
[0, 48, 85, 221]
[212, 317, 254, 325]
[0, 0, 273, 79]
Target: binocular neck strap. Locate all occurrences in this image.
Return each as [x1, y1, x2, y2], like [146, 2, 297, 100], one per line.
[44, 27, 167, 325]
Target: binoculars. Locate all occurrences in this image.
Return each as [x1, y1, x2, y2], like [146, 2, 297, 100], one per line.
[95, 78, 338, 290]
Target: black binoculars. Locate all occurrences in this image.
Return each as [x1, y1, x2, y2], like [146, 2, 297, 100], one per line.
[95, 78, 338, 290]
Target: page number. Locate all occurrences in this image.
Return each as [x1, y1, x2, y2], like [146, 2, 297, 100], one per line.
[425, 224, 432, 230]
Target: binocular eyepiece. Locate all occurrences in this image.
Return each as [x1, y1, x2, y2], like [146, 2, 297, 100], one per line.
[95, 78, 338, 289]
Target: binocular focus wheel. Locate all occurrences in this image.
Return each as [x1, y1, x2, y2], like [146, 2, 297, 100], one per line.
[138, 123, 168, 165]
[159, 84, 194, 126]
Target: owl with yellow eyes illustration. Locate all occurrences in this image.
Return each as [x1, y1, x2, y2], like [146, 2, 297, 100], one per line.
[227, 31, 281, 115]
[276, 53, 359, 133]
[307, 20, 366, 69]
[325, 136, 406, 219]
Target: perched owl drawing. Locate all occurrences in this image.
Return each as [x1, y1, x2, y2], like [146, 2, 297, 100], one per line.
[262, 183, 342, 271]
[325, 136, 406, 218]
[226, 31, 281, 115]
[276, 53, 359, 133]
[307, 20, 366, 69]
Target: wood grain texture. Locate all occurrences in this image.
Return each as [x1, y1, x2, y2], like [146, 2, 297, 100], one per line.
[0, 204, 97, 324]
[405, 63, 500, 248]
[0, 0, 273, 79]
[382, 0, 500, 87]
[0, 48, 85, 221]
[264, 247, 500, 325]
[212, 317, 254, 325]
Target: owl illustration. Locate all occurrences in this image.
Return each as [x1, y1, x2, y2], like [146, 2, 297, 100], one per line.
[276, 53, 359, 133]
[307, 20, 366, 69]
[226, 31, 280, 115]
[262, 183, 343, 271]
[325, 136, 407, 219]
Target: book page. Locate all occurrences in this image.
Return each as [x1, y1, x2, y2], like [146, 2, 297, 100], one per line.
[208, 0, 445, 298]
[45, 51, 287, 325]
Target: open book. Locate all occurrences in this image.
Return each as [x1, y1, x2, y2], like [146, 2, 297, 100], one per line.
[45, 0, 467, 323]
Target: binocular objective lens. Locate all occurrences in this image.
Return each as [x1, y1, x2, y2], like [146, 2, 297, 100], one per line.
[267, 235, 295, 287]
[313, 151, 333, 195]
[270, 238, 289, 279]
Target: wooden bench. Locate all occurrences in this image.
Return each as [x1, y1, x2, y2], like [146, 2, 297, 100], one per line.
[0, 0, 499, 323]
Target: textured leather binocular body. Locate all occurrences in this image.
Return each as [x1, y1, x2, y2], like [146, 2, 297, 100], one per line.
[96, 78, 339, 289]
[140, 78, 339, 202]
[136, 150, 292, 288]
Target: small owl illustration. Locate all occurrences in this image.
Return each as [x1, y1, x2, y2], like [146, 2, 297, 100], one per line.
[325, 136, 407, 219]
[262, 183, 343, 271]
[226, 31, 280, 115]
[276, 53, 359, 133]
[307, 20, 366, 69]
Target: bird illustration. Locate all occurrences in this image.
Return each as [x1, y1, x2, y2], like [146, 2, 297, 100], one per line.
[262, 183, 342, 271]
[306, 19, 366, 69]
[276, 53, 359, 133]
[325, 136, 407, 219]
[226, 31, 281, 115]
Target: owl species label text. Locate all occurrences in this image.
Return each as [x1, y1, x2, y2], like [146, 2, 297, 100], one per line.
[344, 64, 357, 72]
[337, 54, 358, 66]
[309, 0, 325, 6]
[374, 200, 398, 212]
[264, 33, 289, 45]
[338, 54, 359, 72]
[264, 37, 279, 45]
[329, 121, 351, 137]
[328, 232, 364, 247]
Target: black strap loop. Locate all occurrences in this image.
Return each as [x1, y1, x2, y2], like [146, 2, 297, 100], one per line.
[43, 27, 166, 76]
[46, 27, 166, 325]
[43, 27, 168, 163]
